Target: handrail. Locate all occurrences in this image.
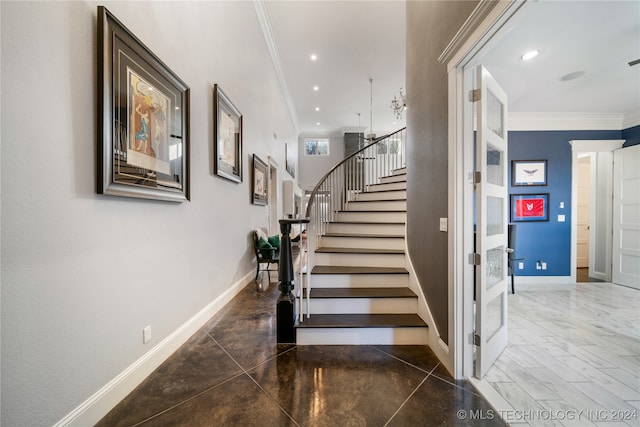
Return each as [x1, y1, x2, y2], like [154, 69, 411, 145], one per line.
[304, 127, 406, 219]
[299, 127, 407, 320]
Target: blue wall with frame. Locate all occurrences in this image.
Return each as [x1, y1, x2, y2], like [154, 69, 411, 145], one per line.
[508, 129, 621, 276]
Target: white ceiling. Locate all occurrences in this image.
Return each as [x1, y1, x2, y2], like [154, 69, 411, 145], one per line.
[262, 0, 640, 137]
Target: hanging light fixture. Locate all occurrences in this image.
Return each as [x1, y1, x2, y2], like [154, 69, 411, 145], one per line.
[390, 87, 406, 120]
[366, 78, 376, 141]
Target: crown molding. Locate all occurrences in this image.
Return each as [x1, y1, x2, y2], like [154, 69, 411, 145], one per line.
[622, 111, 640, 129]
[253, 0, 299, 134]
[508, 112, 628, 131]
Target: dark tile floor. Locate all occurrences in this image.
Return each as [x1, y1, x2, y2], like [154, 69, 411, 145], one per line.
[97, 278, 505, 426]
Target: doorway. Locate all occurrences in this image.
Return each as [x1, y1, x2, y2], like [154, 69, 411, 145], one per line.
[576, 154, 591, 281]
[269, 161, 278, 236]
[569, 140, 624, 283]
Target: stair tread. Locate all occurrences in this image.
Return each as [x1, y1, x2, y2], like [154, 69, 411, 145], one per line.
[330, 221, 406, 225]
[348, 199, 407, 203]
[316, 247, 404, 254]
[358, 189, 406, 194]
[295, 313, 427, 328]
[339, 210, 406, 213]
[323, 233, 405, 238]
[310, 287, 416, 298]
[312, 265, 409, 274]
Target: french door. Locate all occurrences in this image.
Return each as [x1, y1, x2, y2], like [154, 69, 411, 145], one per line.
[474, 65, 509, 378]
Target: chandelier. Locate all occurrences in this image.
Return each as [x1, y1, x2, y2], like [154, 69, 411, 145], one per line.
[390, 88, 406, 120]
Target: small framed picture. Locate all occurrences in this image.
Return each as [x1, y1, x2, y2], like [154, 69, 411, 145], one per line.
[252, 154, 268, 205]
[512, 160, 547, 186]
[511, 193, 549, 222]
[214, 84, 243, 183]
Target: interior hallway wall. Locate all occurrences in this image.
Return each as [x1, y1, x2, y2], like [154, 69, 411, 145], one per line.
[406, 0, 479, 345]
[1, 2, 296, 425]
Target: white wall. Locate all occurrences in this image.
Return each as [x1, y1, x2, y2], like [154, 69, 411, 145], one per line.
[297, 135, 345, 190]
[0, 1, 296, 425]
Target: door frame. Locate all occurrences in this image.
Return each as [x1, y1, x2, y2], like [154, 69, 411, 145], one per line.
[440, 0, 531, 379]
[569, 140, 624, 282]
[268, 157, 279, 236]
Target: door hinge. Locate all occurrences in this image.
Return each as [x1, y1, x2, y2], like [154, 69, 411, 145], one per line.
[473, 171, 481, 184]
[474, 333, 481, 346]
[469, 89, 481, 102]
[469, 253, 481, 265]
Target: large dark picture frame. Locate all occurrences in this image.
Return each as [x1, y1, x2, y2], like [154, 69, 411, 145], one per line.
[252, 155, 268, 205]
[98, 6, 190, 202]
[213, 84, 243, 183]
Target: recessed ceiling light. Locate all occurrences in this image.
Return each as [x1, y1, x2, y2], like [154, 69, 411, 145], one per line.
[316, 122, 320, 126]
[521, 50, 539, 61]
[560, 71, 585, 81]
[313, 86, 319, 91]
[310, 54, 317, 61]
[315, 107, 320, 111]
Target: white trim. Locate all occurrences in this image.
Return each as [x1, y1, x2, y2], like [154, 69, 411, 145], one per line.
[622, 111, 640, 129]
[404, 225, 452, 374]
[252, 0, 299, 134]
[438, 0, 499, 65]
[54, 271, 254, 427]
[512, 276, 573, 285]
[569, 140, 624, 283]
[509, 112, 626, 131]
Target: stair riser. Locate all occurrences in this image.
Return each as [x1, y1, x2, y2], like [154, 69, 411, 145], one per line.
[336, 211, 406, 223]
[392, 167, 407, 176]
[367, 182, 406, 191]
[346, 200, 406, 211]
[309, 273, 409, 288]
[356, 190, 406, 201]
[320, 236, 405, 250]
[327, 223, 405, 235]
[379, 175, 406, 184]
[314, 252, 405, 268]
[308, 298, 418, 314]
[296, 327, 428, 345]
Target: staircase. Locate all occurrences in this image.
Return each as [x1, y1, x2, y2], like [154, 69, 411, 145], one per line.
[295, 136, 429, 345]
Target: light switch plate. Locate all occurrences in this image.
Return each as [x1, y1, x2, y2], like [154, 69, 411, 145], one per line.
[439, 218, 447, 232]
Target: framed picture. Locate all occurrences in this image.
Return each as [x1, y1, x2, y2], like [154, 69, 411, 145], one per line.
[511, 193, 549, 222]
[252, 155, 268, 205]
[285, 143, 296, 178]
[512, 160, 547, 186]
[97, 6, 190, 202]
[214, 84, 243, 183]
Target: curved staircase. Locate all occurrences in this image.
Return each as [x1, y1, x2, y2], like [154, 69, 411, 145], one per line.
[296, 163, 429, 345]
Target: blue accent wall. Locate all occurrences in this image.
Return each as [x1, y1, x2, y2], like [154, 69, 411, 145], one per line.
[622, 125, 640, 147]
[508, 130, 621, 276]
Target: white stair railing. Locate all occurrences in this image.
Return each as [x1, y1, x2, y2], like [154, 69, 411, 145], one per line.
[301, 128, 407, 320]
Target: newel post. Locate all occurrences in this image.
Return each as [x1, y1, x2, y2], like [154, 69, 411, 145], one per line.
[277, 218, 309, 343]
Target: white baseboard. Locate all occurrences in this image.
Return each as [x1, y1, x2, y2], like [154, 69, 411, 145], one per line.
[404, 234, 452, 374]
[54, 271, 254, 427]
[512, 276, 573, 286]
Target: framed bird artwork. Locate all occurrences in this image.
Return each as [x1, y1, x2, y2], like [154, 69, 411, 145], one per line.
[512, 160, 548, 186]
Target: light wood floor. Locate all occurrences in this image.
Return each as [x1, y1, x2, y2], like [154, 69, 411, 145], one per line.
[475, 282, 640, 426]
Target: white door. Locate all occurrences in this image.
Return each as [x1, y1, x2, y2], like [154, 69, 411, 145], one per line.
[577, 156, 591, 269]
[612, 145, 640, 289]
[475, 66, 509, 378]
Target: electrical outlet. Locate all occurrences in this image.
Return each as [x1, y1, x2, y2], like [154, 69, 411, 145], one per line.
[143, 325, 152, 344]
[536, 261, 542, 270]
[542, 262, 547, 270]
[518, 262, 524, 270]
